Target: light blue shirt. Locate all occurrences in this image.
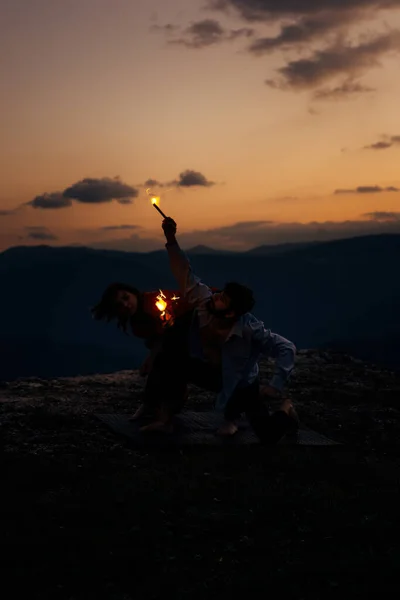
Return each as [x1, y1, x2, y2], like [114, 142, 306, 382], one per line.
[166, 242, 296, 412]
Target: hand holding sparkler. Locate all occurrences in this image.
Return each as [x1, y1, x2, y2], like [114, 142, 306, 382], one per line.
[162, 217, 177, 244]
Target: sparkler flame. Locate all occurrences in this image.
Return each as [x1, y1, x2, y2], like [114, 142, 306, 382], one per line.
[154, 289, 180, 324]
[155, 289, 168, 320]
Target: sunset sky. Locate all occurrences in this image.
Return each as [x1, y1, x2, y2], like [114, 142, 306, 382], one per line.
[1, 0, 400, 252]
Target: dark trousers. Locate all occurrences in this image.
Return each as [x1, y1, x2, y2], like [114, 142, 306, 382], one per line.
[144, 349, 293, 446]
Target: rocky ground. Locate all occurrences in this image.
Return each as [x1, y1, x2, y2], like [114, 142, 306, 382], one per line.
[1, 349, 399, 599]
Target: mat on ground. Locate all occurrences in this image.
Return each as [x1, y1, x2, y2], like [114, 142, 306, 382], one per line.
[96, 410, 340, 447]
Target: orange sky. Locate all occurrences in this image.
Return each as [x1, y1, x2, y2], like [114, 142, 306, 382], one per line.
[1, 0, 400, 251]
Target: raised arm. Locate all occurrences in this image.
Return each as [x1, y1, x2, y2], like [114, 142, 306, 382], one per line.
[162, 217, 212, 304]
[248, 316, 296, 393]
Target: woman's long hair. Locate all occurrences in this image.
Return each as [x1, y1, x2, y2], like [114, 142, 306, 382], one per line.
[91, 282, 142, 334]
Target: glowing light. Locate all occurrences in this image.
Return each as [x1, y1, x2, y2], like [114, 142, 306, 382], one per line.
[155, 289, 168, 319]
[155, 298, 167, 312]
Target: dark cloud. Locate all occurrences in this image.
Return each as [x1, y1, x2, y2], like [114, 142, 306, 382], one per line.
[26, 177, 138, 210]
[116, 197, 134, 205]
[172, 169, 215, 187]
[63, 177, 138, 204]
[267, 31, 400, 89]
[144, 178, 164, 188]
[248, 12, 357, 54]
[364, 135, 400, 150]
[204, 2, 400, 96]
[313, 80, 376, 100]
[0, 209, 15, 216]
[168, 19, 253, 48]
[25, 227, 58, 241]
[28, 192, 72, 210]
[100, 224, 141, 231]
[334, 185, 400, 194]
[207, 1, 400, 21]
[364, 211, 400, 221]
[365, 141, 393, 150]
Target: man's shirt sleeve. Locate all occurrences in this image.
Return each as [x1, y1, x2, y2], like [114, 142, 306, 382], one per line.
[247, 316, 296, 392]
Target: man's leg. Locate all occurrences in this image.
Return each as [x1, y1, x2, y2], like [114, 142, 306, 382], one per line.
[223, 379, 298, 444]
[244, 387, 298, 445]
[219, 379, 259, 436]
[186, 358, 222, 392]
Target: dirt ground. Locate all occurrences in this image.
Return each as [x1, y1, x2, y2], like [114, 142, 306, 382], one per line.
[1, 350, 399, 599]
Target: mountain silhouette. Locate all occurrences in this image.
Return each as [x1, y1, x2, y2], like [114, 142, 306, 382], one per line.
[1, 233, 399, 379]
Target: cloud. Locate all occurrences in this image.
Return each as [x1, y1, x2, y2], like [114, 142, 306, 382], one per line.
[100, 224, 141, 231]
[334, 185, 400, 194]
[267, 31, 400, 90]
[248, 11, 360, 54]
[28, 192, 72, 209]
[25, 226, 58, 241]
[115, 197, 134, 205]
[203, 2, 400, 96]
[207, 1, 400, 21]
[144, 178, 164, 188]
[171, 169, 215, 187]
[26, 177, 139, 210]
[313, 80, 376, 100]
[0, 209, 16, 216]
[144, 171, 217, 189]
[364, 135, 400, 150]
[364, 211, 400, 221]
[63, 177, 138, 204]
[167, 19, 253, 48]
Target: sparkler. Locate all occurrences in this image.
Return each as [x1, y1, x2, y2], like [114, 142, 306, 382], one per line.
[155, 289, 180, 326]
[151, 196, 167, 219]
[146, 188, 168, 219]
[155, 289, 167, 315]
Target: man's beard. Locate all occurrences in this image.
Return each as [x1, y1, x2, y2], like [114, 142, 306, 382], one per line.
[206, 298, 232, 319]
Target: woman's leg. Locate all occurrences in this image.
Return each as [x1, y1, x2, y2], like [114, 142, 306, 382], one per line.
[140, 350, 189, 430]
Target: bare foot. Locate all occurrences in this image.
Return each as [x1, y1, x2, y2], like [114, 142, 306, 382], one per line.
[139, 420, 174, 434]
[217, 421, 238, 436]
[130, 404, 146, 421]
[279, 399, 299, 428]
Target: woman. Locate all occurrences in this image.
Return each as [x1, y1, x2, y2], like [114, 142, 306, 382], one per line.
[91, 282, 191, 420]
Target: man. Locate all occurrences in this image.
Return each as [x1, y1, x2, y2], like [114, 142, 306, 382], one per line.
[140, 217, 298, 445]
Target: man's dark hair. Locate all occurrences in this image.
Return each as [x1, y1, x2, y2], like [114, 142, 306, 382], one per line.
[223, 281, 255, 317]
[91, 282, 141, 333]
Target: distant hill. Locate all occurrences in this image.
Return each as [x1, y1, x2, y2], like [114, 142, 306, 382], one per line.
[186, 245, 236, 255]
[1, 233, 400, 379]
[246, 241, 320, 256]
